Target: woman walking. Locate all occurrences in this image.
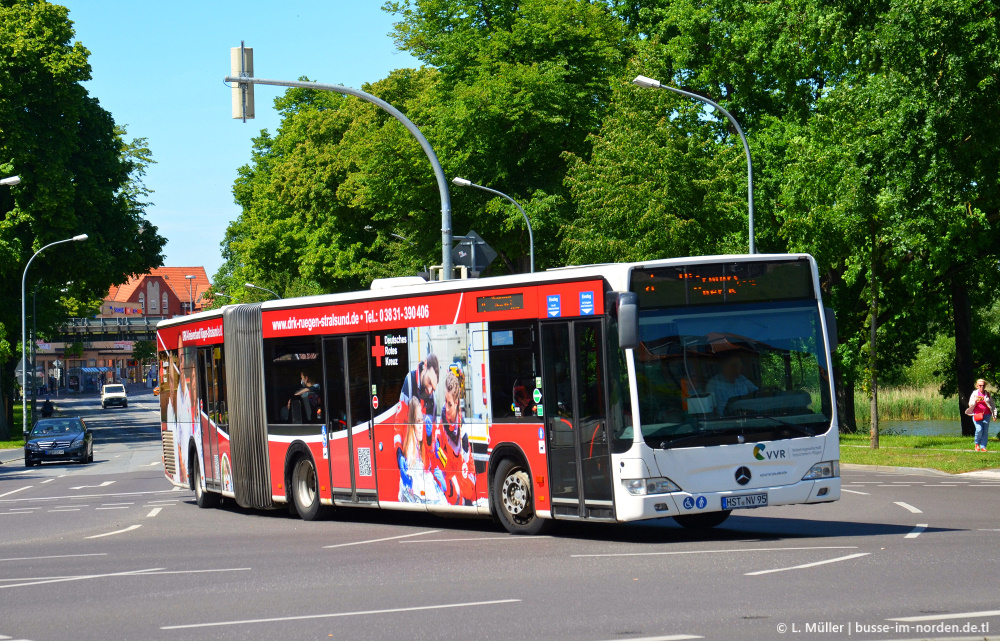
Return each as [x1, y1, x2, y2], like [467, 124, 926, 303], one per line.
[968, 379, 996, 452]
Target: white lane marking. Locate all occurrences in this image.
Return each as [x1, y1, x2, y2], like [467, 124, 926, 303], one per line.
[905, 524, 928, 539]
[102, 502, 134, 506]
[171, 485, 182, 491]
[978, 529, 1000, 531]
[40, 479, 54, 484]
[96, 507, 130, 510]
[146, 461, 161, 466]
[142, 568, 251, 576]
[894, 501, 923, 514]
[161, 598, 521, 630]
[70, 481, 115, 490]
[86, 524, 142, 539]
[888, 609, 1000, 622]
[323, 530, 443, 548]
[572, 546, 858, 559]
[0, 488, 188, 504]
[14, 469, 32, 475]
[0, 553, 107, 563]
[0, 634, 11, 639]
[0, 567, 161, 589]
[49, 509, 79, 512]
[0, 487, 32, 499]
[402, 536, 552, 543]
[7, 507, 40, 511]
[1, 512, 30, 516]
[147, 507, 161, 518]
[878, 484, 910, 487]
[744, 553, 870, 576]
[597, 636, 703, 641]
[842, 489, 870, 495]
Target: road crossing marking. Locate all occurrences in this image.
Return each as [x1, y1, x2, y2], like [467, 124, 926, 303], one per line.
[888, 609, 1000, 622]
[894, 501, 923, 514]
[147, 507, 161, 518]
[40, 479, 53, 484]
[70, 481, 115, 490]
[86, 524, 142, 539]
[744, 553, 870, 576]
[0, 553, 107, 563]
[905, 524, 928, 539]
[572, 546, 858, 559]
[0, 487, 31, 499]
[842, 489, 870, 495]
[324, 530, 442, 548]
[160, 598, 521, 630]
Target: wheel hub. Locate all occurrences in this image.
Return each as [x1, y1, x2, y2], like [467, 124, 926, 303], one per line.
[502, 470, 531, 516]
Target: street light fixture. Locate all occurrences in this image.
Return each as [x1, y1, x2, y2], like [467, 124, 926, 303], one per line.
[452, 177, 534, 273]
[632, 75, 756, 254]
[21, 233, 88, 437]
[245, 282, 281, 300]
[184, 275, 197, 315]
[1, 175, 21, 186]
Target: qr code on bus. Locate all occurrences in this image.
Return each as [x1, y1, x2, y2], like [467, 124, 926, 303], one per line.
[357, 447, 372, 477]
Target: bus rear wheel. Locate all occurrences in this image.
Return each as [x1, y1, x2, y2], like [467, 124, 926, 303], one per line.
[493, 458, 550, 535]
[291, 456, 325, 521]
[193, 458, 221, 509]
[673, 510, 731, 529]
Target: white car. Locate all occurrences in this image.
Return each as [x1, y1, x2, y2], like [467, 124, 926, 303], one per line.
[101, 384, 128, 409]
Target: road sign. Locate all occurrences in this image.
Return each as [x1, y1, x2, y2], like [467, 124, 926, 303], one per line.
[452, 230, 497, 274]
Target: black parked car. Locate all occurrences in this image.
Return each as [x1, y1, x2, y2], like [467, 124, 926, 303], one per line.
[24, 418, 93, 467]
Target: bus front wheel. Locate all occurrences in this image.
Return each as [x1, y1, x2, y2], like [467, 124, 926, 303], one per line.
[673, 510, 731, 529]
[291, 456, 324, 521]
[493, 458, 550, 536]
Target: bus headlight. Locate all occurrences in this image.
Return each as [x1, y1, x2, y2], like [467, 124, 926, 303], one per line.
[622, 477, 682, 496]
[802, 460, 840, 480]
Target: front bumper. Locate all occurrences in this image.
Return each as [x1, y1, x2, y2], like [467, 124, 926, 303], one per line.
[25, 447, 87, 463]
[616, 478, 841, 522]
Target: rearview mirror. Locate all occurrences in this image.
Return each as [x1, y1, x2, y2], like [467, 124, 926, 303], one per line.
[606, 292, 639, 350]
[824, 307, 838, 352]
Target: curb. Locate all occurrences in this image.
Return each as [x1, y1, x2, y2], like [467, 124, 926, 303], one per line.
[843, 462, 1000, 479]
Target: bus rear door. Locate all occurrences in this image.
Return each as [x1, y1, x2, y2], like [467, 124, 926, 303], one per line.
[322, 335, 378, 505]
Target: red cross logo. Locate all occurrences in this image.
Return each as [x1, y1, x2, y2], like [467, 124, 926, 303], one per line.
[371, 336, 386, 366]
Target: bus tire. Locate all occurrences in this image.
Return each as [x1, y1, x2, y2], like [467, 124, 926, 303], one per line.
[673, 510, 731, 529]
[291, 456, 324, 521]
[493, 458, 550, 535]
[193, 458, 221, 509]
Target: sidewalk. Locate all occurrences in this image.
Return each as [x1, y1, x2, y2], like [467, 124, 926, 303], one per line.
[0, 447, 22, 465]
[843, 462, 1000, 479]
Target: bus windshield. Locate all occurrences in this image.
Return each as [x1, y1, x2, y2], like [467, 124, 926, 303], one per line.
[633, 301, 832, 448]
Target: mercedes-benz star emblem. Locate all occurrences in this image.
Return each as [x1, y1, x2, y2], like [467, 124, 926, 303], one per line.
[735, 466, 752, 486]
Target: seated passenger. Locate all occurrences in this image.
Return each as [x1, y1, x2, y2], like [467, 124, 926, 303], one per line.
[706, 354, 758, 416]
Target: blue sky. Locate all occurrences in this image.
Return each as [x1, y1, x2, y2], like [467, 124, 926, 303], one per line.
[62, 1, 421, 280]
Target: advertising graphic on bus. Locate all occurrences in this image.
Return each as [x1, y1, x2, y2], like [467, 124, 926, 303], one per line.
[157, 254, 841, 534]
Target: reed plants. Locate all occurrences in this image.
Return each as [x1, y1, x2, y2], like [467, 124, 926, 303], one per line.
[853, 385, 958, 424]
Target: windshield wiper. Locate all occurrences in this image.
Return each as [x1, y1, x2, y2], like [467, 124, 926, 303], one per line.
[745, 415, 816, 437]
[657, 425, 747, 450]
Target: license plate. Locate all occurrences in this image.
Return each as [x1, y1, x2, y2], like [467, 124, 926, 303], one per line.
[723, 492, 768, 509]
[49, 449, 64, 455]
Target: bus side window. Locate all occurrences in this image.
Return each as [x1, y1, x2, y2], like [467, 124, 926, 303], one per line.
[488, 322, 542, 422]
[263, 337, 323, 425]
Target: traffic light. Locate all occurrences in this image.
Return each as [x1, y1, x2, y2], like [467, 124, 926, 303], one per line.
[230, 43, 254, 121]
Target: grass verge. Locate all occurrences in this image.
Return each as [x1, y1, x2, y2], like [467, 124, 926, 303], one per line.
[0, 402, 25, 450]
[854, 385, 958, 423]
[840, 432, 1000, 474]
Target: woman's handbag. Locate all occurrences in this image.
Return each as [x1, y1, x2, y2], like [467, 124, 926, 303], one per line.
[974, 412, 985, 421]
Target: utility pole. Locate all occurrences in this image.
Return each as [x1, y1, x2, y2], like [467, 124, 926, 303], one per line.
[226, 47, 454, 279]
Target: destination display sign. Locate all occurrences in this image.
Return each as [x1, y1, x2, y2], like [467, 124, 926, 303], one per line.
[630, 259, 814, 308]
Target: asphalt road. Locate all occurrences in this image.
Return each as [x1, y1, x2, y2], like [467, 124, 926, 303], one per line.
[2, 392, 999, 641]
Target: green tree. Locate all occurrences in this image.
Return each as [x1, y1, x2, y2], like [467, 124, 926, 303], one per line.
[0, 0, 166, 438]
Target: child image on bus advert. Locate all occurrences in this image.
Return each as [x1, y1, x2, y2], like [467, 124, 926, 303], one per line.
[428, 370, 477, 506]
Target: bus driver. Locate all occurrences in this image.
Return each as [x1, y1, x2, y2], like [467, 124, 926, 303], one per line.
[706, 354, 758, 416]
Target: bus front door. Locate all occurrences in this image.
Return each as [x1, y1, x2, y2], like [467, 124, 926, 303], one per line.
[323, 335, 377, 505]
[542, 320, 614, 519]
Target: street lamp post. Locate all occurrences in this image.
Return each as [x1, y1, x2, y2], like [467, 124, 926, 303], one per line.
[21, 234, 88, 437]
[1, 175, 21, 186]
[245, 282, 281, 300]
[185, 274, 197, 315]
[226, 74, 454, 280]
[632, 75, 756, 254]
[452, 178, 534, 273]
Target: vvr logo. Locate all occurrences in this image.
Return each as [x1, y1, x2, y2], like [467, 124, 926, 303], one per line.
[753, 443, 787, 461]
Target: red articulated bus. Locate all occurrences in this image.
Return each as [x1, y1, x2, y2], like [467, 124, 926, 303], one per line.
[158, 255, 840, 534]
